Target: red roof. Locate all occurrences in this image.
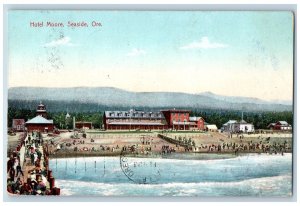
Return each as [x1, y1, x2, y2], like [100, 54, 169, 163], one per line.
[12, 119, 25, 125]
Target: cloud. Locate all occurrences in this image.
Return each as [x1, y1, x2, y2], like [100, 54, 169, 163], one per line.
[127, 48, 146, 57]
[180, 37, 228, 50]
[44, 36, 74, 47]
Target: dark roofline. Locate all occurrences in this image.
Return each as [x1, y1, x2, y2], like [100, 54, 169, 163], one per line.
[104, 110, 165, 119]
[26, 123, 53, 125]
[108, 122, 167, 126]
[161, 109, 191, 113]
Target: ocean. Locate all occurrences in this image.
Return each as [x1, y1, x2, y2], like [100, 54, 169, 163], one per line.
[50, 153, 292, 197]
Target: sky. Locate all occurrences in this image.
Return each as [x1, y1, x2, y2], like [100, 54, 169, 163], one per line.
[7, 11, 294, 101]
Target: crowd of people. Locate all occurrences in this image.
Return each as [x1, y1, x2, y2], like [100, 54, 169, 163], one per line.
[196, 138, 291, 154]
[7, 132, 26, 195]
[7, 132, 60, 195]
[49, 132, 292, 158]
[161, 145, 176, 154]
[7, 170, 49, 195]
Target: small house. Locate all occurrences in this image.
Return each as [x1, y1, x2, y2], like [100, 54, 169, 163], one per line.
[75, 121, 93, 130]
[223, 120, 254, 133]
[205, 124, 218, 132]
[268, 121, 292, 130]
[189, 116, 205, 130]
[12, 119, 25, 132]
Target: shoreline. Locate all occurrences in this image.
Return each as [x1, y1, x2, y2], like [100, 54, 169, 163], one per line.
[49, 150, 292, 159]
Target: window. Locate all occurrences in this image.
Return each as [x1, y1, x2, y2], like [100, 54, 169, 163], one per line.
[182, 113, 185, 118]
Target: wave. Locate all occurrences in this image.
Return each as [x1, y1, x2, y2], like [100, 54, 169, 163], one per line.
[51, 153, 292, 196]
[55, 174, 292, 197]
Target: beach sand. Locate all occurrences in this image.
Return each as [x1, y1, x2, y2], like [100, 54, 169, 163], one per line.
[7, 133, 23, 157]
[42, 130, 293, 158]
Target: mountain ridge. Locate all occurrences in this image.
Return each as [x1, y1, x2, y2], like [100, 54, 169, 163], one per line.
[8, 87, 292, 111]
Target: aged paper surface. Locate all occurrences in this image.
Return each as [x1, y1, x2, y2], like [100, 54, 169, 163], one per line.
[6, 10, 293, 197]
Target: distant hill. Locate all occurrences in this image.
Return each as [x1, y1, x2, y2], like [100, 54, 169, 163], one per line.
[8, 87, 292, 112]
[199, 91, 292, 105]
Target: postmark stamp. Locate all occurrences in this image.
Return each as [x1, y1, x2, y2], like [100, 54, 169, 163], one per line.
[119, 134, 161, 184]
[119, 150, 161, 184]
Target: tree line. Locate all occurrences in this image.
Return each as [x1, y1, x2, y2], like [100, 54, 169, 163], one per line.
[191, 109, 293, 129]
[7, 107, 104, 129]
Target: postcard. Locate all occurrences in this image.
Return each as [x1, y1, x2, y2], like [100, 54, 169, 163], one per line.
[6, 10, 294, 198]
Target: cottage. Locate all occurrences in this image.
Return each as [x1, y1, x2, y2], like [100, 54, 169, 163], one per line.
[205, 124, 218, 132]
[75, 121, 93, 130]
[223, 120, 254, 133]
[222, 120, 237, 132]
[12, 119, 25, 132]
[189, 117, 205, 130]
[268, 121, 292, 130]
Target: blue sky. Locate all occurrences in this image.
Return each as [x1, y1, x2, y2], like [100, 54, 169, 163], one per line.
[8, 11, 294, 101]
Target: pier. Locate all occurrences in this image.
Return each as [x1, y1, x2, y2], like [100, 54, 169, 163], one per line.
[7, 131, 60, 195]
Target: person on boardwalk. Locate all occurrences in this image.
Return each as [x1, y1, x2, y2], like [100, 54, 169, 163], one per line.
[36, 149, 42, 160]
[30, 152, 35, 165]
[16, 163, 24, 177]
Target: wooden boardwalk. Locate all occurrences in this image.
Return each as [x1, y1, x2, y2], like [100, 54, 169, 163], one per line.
[19, 134, 50, 189]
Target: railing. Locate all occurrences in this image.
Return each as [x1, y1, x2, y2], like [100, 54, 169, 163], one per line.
[157, 134, 190, 147]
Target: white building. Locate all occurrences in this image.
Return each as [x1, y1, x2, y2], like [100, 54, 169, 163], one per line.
[222, 120, 237, 132]
[205, 124, 218, 132]
[223, 120, 255, 133]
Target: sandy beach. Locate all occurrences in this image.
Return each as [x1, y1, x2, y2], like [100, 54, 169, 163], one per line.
[7, 133, 23, 157]
[40, 130, 292, 159]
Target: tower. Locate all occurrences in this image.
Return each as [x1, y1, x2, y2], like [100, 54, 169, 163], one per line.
[65, 112, 71, 129]
[36, 101, 47, 118]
